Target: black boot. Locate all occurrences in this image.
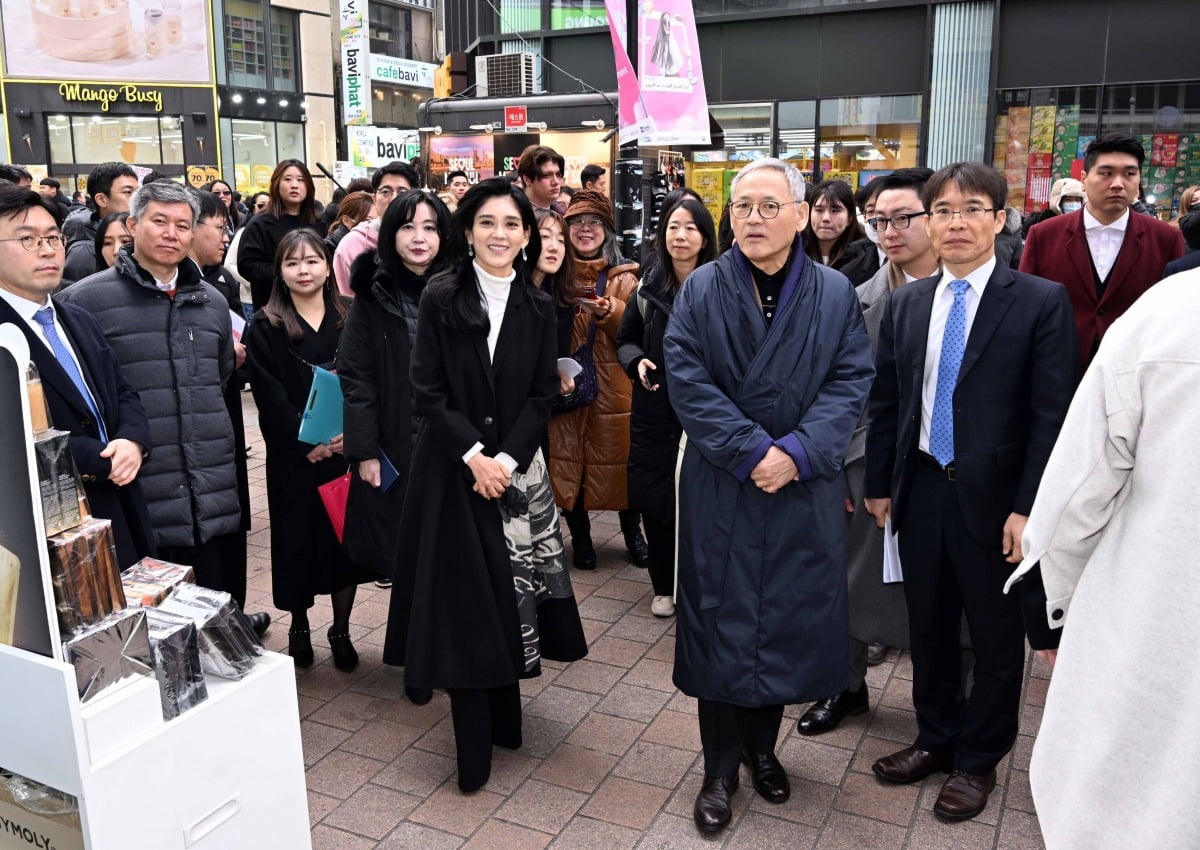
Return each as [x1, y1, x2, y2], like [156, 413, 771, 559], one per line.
[564, 504, 596, 569]
[288, 628, 313, 668]
[619, 511, 649, 567]
[327, 627, 359, 673]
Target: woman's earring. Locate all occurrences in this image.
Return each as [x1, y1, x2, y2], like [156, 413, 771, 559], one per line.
[468, 243, 474, 257]
[521, 246, 527, 262]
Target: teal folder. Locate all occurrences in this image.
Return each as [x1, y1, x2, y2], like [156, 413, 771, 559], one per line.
[298, 366, 343, 445]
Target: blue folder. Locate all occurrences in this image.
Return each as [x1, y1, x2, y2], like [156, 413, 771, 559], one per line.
[379, 449, 400, 493]
[298, 366, 343, 445]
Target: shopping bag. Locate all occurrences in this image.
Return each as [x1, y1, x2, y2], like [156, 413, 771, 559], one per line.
[317, 472, 353, 542]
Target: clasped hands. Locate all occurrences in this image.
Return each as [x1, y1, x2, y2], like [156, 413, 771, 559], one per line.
[750, 446, 799, 494]
[306, 433, 344, 463]
[468, 452, 510, 500]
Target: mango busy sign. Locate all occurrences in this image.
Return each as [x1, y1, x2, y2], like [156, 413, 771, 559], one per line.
[58, 83, 164, 113]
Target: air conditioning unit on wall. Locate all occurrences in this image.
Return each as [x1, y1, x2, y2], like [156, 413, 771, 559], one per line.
[475, 53, 538, 98]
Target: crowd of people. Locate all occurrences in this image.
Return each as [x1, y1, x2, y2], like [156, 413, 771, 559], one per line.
[0, 129, 1196, 845]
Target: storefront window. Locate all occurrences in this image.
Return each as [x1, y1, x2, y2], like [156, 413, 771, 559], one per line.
[694, 103, 773, 165]
[817, 95, 921, 188]
[225, 0, 298, 92]
[777, 100, 817, 170]
[992, 86, 1100, 215]
[46, 113, 186, 167]
[369, 2, 411, 59]
[369, 85, 422, 128]
[549, 0, 605, 29]
[223, 118, 306, 194]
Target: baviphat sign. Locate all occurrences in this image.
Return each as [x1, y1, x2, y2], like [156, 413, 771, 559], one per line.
[369, 55, 436, 89]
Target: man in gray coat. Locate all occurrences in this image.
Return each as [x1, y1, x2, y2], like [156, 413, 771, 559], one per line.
[59, 180, 267, 633]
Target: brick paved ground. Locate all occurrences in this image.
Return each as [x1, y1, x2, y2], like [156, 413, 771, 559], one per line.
[241, 397, 1049, 849]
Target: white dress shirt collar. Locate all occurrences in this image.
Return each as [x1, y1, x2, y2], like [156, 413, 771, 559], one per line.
[935, 255, 996, 300]
[0, 285, 49, 322]
[1083, 206, 1130, 233]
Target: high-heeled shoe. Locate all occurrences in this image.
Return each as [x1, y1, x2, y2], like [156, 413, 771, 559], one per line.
[288, 628, 313, 668]
[327, 628, 359, 672]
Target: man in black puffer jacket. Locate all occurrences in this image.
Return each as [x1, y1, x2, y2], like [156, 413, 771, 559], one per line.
[59, 180, 257, 623]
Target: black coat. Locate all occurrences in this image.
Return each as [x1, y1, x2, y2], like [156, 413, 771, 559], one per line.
[243, 305, 372, 609]
[336, 253, 425, 574]
[0, 295, 154, 568]
[615, 265, 682, 525]
[383, 270, 577, 688]
[236, 213, 315, 310]
[201, 264, 251, 533]
[836, 237, 883, 286]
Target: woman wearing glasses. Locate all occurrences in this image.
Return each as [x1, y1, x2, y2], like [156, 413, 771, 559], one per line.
[549, 190, 647, 570]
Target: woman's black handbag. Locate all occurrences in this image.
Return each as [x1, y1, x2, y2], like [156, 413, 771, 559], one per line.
[552, 323, 598, 414]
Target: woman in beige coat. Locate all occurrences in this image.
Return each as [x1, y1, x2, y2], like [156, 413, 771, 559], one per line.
[1006, 269, 1200, 849]
[548, 190, 646, 569]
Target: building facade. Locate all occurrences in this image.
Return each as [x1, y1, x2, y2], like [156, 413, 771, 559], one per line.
[443, 0, 1200, 217]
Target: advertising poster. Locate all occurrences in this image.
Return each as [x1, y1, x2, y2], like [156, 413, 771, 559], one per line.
[0, 325, 60, 659]
[427, 134, 494, 184]
[1151, 134, 1179, 167]
[1, 0, 212, 82]
[603, 0, 651, 145]
[339, 0, 370, 126]
[1026, 168, 1052, 213]
[492, 132, 541, 178]
[1053, 105, 1080, 176]
[636, 0, 710, 146]
[540, 131, 611, 187]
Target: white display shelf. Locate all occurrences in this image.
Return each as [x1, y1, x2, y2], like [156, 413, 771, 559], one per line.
[0, 645, 312, 850]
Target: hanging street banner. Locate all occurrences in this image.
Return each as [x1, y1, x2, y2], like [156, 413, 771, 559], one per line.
[339, 0, 371, 126]
[636, 0, 710, 146]
[603, 0, 652, 145]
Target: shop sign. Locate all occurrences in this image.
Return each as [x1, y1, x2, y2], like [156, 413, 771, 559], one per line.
[58, 82, 164, 113]
[504, 105, 528, 134]
[186, 165, 221, 188]
[369, 55, 436, 89]
[339, 0, 371, 126]
[348, 126, 420, 168]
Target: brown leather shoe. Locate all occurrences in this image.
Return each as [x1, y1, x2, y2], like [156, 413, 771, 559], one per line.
[934, 770, 996, 821]
[872, 746, 953, 784]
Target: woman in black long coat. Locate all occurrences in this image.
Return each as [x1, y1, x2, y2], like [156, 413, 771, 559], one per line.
[338, 189, 449, 703]
[382, 179, 587, 793]
[616, 198, 716, 619]
[244, 229, 374, 672]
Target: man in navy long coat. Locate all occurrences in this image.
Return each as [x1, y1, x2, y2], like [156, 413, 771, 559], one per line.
[663, 159, 874, 835]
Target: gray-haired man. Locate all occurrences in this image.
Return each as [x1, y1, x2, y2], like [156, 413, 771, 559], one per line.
[59, 180, 267, 633]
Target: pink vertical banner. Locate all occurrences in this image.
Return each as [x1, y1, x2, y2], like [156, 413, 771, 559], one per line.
[604, 0, 652, 145]
[637, 0, 710, 145]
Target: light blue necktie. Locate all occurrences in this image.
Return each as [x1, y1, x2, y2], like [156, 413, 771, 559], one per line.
[929, 280, 969, 467]
[33, 306, 108, 443]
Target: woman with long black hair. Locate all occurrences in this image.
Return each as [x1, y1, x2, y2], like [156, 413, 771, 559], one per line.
[616, 197, 716, 618]
[237, 159, 320, 310]
[339, 190, 449, 703]
[383, 178, 587, 793]
[243, 229, 374, 672]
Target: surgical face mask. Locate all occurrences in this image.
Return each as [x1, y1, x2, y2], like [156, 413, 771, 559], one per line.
[1061, 200, 1082, 213]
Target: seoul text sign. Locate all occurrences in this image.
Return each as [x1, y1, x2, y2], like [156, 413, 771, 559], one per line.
[504, 105, 528, 134]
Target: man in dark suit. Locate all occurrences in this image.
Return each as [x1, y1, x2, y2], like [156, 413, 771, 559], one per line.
[0, 187, 153, 568]
[1021, 132, 1186, 368]
[864, 163, 1079, 821]
[1163, 212, 1200, 277]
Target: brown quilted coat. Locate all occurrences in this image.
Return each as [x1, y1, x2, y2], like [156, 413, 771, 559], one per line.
[549, 258, 639, 511]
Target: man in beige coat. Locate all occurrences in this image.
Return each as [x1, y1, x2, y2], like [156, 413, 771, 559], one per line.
[1006, 266, 1200, 848]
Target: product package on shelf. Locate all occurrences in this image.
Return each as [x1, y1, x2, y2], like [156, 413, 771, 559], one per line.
[0, 770, 83, 850]
[63, 607, 153, 702]
[34, 429, 89, 537]
[143, 607, 208, 719]
[120, 557, 196, 607]
[157, 583, 263, 680]
[0, 545, 17, 646]
[46, 517, 126, 637]
[25, 362, 51, 434]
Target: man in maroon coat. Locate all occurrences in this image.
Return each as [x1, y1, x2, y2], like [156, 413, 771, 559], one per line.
[1021, 132, 1185, 368]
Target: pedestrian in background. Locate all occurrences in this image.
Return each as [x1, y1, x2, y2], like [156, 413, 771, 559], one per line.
[237, 158, 320, 310]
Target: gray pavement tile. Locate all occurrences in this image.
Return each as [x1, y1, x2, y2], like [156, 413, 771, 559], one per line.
[372, 749, 457, 797]
[635, 812, 734, 849]
[725, 812, 819, 850]
[596, 683, 674, 722]
[549, 815, 642, 850]
[322, 784, 421, 840]
[408, 782, 505, 837]
[532, 743, 619, 793]
[613, 741, 698, 789]
[311, 824, 380, 850]
[376, 822, 465, 849]
[461, 820, 552, 849]
[581, 776, 671, 830]
[813, 811, 907, 850]
[495, 778, 589, 834]
[995, 808, 1047, 850]
[305, 749, 390, 800]
[524, 685, 602, 726]
[301, 719, 353, 767]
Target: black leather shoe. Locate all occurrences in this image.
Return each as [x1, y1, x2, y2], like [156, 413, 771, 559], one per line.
[246, 611, 271, 637]
[741, 749, 790, 803]
[572, 538, 597, 570]
[872, 746, 953, 784]
[405, 685, 433, 705]
[327, 628, 359, 673]
[623, 529, 650, 567]
[693, 774, 738, 834]
[934, 770, 996, 821]
[287, 628, 313, 667]
[866, 642, 889, 666]
[797, 685, 869, 736]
